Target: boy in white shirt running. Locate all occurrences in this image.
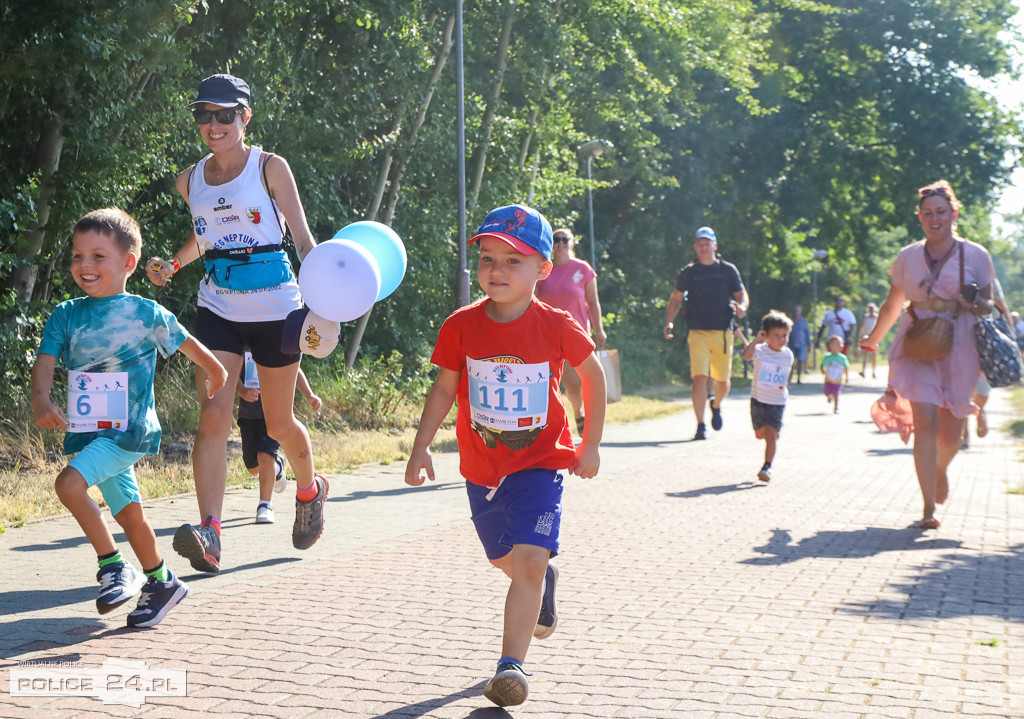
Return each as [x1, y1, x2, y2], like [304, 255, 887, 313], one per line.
[738, 311, 794, 483]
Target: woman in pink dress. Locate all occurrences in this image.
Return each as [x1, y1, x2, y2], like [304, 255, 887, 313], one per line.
[861, 180, 995, 529]
[535, 229, 607, 433]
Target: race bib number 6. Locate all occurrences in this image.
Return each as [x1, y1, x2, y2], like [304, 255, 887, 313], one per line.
[67, 371, 129, 433]
[467, 358, 550, 432]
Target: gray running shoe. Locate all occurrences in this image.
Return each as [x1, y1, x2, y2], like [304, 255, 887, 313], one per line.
[757, 465, 772, 483]
[172, 522, 221, 573]
[292, 474, 328, 549]
[126, 569, 188, 628]
[534, 562, 558, 639]
[96, 561, 145, 615]
[483, 661, 530, 707]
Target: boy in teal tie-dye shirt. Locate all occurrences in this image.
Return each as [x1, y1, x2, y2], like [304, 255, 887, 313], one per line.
[31, 208, 227, 628]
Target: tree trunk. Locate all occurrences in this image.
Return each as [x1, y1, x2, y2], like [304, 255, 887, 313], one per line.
[345, 13, 456, 370]
[383, 11, 456, 222]
[466, 2, 516, 211]
[12, 93, 66, 303]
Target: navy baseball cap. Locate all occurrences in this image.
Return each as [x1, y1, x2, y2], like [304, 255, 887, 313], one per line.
[469, 204, 553, 260]
[189, 74, 251, 109]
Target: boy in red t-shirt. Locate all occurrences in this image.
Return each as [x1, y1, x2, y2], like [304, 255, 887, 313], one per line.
[405, 204, 606, 707]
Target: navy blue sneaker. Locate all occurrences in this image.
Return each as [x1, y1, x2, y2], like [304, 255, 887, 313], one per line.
[96, 562, 145, 615]
[127, 569, 189, 628]
[534, 562, 558, 639]
[710, 403, 723, 431]
[484, 660, 530, 707]
[694, 423, 707, 440]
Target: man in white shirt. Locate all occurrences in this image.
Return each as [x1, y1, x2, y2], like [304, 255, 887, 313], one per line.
[816, 295, 857, 355]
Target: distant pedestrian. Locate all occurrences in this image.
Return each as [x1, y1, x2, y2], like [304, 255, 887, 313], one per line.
[858, 303, 879, 378]
[404, 204, 606, 708]
[821, 335, 850, 413]
[663, 226, 749, 439]
[738, 311, 795, 483]
[535, 228, 607, 434]
[817, 295, 857, 355]
[31, 208, 227, 627]
[236, 356, 321, 524]
[787, 304, 811, 383]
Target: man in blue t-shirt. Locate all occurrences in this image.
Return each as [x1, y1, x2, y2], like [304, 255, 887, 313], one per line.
[663, 227, 749, 440]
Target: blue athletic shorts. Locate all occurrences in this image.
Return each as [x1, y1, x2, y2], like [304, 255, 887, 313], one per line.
[466, 468, 563, 560]
[790, 345, 807, 362]
[68, 437, 146, 516]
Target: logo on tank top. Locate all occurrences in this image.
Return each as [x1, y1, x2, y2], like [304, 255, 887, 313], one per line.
[215, 214, 241, 226]
[194, 217, 207, 236]
[214, 198, 233, 211]
[247, 207, 262, 225]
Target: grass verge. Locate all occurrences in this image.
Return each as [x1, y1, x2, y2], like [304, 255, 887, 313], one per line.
[0, 389, 686, 529]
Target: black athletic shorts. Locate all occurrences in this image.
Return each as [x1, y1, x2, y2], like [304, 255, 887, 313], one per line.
[238, 418, 280, 470]
[194, 306, 300, 368]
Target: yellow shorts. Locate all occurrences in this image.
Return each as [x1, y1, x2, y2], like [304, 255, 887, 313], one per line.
[687, 329, 734, 381]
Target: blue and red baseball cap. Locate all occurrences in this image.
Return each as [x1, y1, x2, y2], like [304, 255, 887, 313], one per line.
[469, 204, 553, 260]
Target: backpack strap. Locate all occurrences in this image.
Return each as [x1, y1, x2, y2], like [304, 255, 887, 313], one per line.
[258, 151, 287, 237]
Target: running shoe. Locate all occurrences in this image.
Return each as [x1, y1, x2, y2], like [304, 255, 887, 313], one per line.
[293, 474, 328, 549]
[256, 503, 275, 524]
[534, 562, 559, 639]
[274, 454, 287, 493]
[172, 522, 221, 573]
[694, 423, 707, 440]
[484, 660, 530, 707]
[126, 569, 189, 628]
[710, 403, 723, 431]
[96, 561, 145, 615]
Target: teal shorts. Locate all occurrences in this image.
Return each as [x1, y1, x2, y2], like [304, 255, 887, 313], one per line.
[68, 437, 146, 517]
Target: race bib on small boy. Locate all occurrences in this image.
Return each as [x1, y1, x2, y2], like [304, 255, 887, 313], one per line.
[67, 371, 129, 433]
[467, 357, 550, 432]
[756, 363, 788, 390]
[243, 352, 260, 389]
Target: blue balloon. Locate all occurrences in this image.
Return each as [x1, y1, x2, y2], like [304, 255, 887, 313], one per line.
[332, 221, 407, 301]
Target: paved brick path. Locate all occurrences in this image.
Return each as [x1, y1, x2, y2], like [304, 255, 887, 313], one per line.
[2, 373, 1023, 717]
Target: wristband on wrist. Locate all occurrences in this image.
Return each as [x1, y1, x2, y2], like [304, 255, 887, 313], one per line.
[170, 258, 181, 274]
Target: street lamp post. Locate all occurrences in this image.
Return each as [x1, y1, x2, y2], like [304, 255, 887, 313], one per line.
[577, 139, 613, 269]
[811, 248, 828, 367]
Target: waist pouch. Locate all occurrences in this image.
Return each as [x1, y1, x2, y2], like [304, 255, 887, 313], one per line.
[203, 244, 294, 291]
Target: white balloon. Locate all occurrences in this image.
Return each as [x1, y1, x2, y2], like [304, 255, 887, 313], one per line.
[299, 240, 381, 323]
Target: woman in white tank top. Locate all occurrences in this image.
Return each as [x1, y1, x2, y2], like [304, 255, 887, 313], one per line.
[144, 74, 327, 569]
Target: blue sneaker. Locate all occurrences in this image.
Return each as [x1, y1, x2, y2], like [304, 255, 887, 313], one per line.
[126, 569, 189, 628]
[96, 562, 145, 615]
[534, 562, 558, 639]
[694, 423, 707, 440]
[710, 403, 723, 431]
[484, 660, 530, 707]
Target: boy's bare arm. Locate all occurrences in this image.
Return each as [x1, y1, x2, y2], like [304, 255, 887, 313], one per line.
[178, 336, 228, 398]
[572, 353, 605, 479]
[405, 368, 460, 486]
[31, 354, 68, 430]
[295, 367, 322, 411]
[739, 329, 764, 361]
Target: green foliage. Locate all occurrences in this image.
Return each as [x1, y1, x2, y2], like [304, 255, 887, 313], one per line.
[305, 351, 434, 431]
[1, 0, 1020, 391]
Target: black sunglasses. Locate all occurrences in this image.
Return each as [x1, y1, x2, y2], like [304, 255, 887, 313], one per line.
[919, 186, 950, 199]
[553, 236, 572, 244]
[192, 107, 242, 125]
